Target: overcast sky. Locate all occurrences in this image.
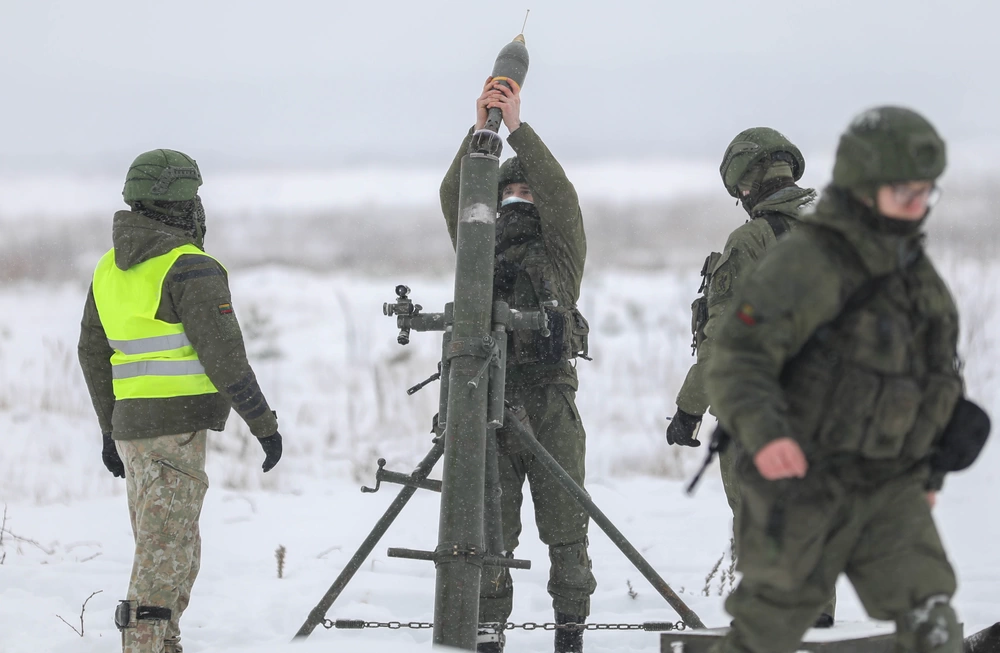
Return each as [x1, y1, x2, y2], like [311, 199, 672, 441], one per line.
[2, 0, 998, 174]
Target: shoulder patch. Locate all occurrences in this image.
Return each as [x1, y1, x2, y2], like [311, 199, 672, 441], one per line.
[712, 266, 733, 295]
[218, 303, 233, 315]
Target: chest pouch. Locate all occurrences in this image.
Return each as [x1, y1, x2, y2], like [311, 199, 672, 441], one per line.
[506, 241, 591, 366]
[512, 304, 591, 365]
[804, 268, 962, 461]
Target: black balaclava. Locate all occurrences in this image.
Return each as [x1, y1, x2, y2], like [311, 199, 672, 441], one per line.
[494, 197, 541, 295]
[737, 159, 797, 215]
[133, 195, 207, 244]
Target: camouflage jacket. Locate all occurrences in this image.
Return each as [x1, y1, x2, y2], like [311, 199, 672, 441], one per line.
[675, 185, 815, 416]
[440, 123, 586, 389]
[78, 211, 279, 440]
[705, 187, 963, 484]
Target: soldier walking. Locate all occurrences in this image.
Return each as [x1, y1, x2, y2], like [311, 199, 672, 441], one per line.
[78, 150, 284, 653]
[440, 78, 596, 653]
[667, 128, 836, 626]
[705, 107, 987, 653]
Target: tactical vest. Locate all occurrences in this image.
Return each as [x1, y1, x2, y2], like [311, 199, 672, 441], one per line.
[690, 214, 791, 354]
[780, 235, 962, 462]
[92, 244, 220, 400]
[495, 238, 590, 365]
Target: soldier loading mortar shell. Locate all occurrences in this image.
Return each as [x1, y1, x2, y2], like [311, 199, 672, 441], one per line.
[437, 39, 597, 653]
[405, 30, 702, 652]
[296, 30, 703, 653]
[299, 33, 554, 651]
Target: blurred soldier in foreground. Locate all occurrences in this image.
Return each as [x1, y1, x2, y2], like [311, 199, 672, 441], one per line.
[666, 128, 837, 626]
[440, 77, 595, 653]
[78, 150, 284, 653]
[706, 107, 989, 653]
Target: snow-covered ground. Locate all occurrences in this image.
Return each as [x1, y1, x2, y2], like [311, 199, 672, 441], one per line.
[1, 160, 998, 651]
[1, 256, 998, 652]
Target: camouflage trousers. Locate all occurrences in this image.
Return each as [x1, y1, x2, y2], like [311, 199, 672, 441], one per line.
[719, 442, 837, 620]
[713, 466, 958, 653]
[480, 384, 598, 623]
[116, 431, 209, 653]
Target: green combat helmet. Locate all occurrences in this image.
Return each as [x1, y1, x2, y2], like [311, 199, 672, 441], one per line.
[832, 106, 946, 191]
[123, 149, 202, 212]
[719, 127, 805, 199]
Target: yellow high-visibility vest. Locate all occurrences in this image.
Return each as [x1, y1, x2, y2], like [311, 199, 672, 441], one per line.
[92, 244, 220, 399]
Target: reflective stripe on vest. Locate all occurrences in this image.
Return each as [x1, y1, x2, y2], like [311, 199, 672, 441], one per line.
[107, 332, 193, 355]
[112, 359, 207, 379]
[92, 244, 221, 400]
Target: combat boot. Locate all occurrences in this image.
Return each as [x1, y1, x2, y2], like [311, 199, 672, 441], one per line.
[476, 624, 505, 653]
[122, 619, 168, 653]
[554, 612, 585, 653]
[965, 622, 1000, 653]
[814, 613, 834, 628]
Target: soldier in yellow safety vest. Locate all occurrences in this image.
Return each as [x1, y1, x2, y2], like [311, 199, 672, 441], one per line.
[77, 149, 283, 653]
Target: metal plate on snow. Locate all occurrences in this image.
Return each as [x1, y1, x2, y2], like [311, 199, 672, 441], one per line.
[660, 622, 938, 653]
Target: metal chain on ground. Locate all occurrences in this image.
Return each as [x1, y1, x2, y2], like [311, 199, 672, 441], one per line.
[503, 620, 687, 632]
[322, 618, 687, 632]
[322, 619, 434, 630]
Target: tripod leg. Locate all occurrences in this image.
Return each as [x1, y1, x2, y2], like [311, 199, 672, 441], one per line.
[293, 438, 446, 639]
[502, 408, 705, 629]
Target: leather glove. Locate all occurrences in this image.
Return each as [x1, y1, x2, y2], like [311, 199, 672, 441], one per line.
[666, 409, 703, 447]
[258, 432, 282, 472]
[102, 432, 125, 478]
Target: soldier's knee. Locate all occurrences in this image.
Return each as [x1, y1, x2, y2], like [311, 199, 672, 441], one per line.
[549, 540, 596, 591]
[898, 594, 961, 653]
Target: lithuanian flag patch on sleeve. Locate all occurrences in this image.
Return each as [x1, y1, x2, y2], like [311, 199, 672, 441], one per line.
[218, 303, 233, 315]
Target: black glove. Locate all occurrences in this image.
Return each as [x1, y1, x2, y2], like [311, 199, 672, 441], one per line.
[102, 432, 125, 478]
[666, 409, 703, 447]
[258, 432, 282, 472]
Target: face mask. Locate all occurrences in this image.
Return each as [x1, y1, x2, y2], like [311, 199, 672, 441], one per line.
[496, 200, 541, 252]
[500, 196, 534, 208]
[881, 215, 926, 237]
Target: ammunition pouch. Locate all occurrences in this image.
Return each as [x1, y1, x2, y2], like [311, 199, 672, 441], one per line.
[690, 296, 708, 355]
[782, 265, 964, 462]
[510, 305, 590, 365]
[930, 397, 991, 473]
[690, 251, 722, 354]
[115, 600, 172, 630]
